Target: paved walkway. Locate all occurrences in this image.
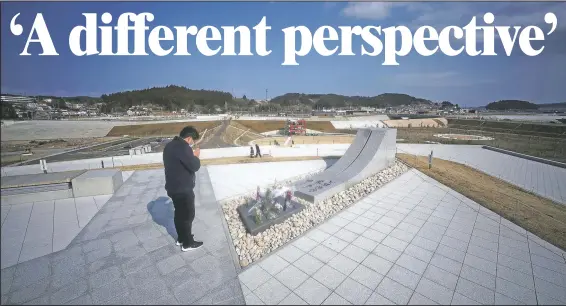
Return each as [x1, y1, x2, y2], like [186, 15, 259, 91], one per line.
[240, 169, 566, 305]
[0, 172, 134, 269]
[0, 168, 244, 305]
[398, 144, 566, 205]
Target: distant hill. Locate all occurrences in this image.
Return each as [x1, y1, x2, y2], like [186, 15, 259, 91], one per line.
[485, 100, 539, 110]
[100, 85, 234, 112]
[538, 102, 566, 109]
[269, 93, 432, 108]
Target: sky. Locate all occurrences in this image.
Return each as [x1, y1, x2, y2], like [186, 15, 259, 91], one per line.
[1, 1, 565, 107]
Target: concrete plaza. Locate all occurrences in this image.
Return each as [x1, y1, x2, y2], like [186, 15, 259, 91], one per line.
[1, 172, 134, 270]
[1, 160, 565, 305]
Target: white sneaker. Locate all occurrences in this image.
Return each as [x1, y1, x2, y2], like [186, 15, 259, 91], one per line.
[181, 241, 204, 251]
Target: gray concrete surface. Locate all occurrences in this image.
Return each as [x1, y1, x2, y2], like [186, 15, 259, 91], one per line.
[241, 169, 566, 305]
[2, 158, 566, 305]
[292, 129, 372, 203]
[1, 172, 134, 269]
[342, 128, 396, 187]
[0, 168, 243, 305]
[312, 129, 371, 177]
[294, 129, 396, 204]
[1, 189, 76, 206]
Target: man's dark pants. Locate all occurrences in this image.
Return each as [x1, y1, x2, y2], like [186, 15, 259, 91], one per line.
[170, 191, 195, 244]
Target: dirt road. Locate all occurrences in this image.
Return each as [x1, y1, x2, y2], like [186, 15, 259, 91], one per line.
[198, 120, 236, 149]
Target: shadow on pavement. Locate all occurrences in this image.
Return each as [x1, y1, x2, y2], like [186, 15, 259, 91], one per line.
[147, 196, 177, 241]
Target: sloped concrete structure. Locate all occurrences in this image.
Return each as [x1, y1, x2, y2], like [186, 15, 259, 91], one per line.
[294, 128, 396, 203]
[292, 129, 370, 194]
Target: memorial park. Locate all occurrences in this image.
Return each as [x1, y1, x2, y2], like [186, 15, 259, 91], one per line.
[1, 116, 566, 305]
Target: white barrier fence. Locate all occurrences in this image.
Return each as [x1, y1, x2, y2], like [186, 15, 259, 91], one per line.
[1, 144, 350, 177]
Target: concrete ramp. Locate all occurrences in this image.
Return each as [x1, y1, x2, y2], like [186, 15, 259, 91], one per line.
[344, 128, 396, 187]
[292, 129, 370, 192]
[294, 128, 396, 203]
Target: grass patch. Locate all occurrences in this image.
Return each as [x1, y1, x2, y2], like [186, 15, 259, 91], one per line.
[447, 119, 566, 137]
[397, 153, 566, 251]
[397, 127, 566, 163]
[106, 121, 221, 137]
[115, 155, 340, 171]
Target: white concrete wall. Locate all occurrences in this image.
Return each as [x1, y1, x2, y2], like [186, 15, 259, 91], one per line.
[0, 144, 350, 177]
[331, 120, 386, 129]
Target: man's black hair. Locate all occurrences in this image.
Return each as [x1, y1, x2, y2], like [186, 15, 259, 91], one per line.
[179, 126, 200, 140]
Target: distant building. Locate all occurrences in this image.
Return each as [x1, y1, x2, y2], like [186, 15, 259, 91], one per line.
[1, 95, 36, 104]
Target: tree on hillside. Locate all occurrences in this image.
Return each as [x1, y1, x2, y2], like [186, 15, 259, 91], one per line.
[100, 85, 233, 112]
[52, 99, 67, 109]
[486, 100, 539, 110]
[270, 93, 433, 108]
[1, 103, 18, 119]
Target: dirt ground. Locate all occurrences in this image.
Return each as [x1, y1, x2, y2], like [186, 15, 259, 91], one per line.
[234, 120, 338, 133]
[397, 153, 566, 251]
[0, 137, 114, 152]
[0, 137, 119, 166]
[253, 135, 355, 146]
[105, 121, 221, 137]
[397, 127, 566, 163]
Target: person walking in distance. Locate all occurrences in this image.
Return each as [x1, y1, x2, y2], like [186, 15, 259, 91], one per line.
[255, 143, 262, 158]
[163, 126, 203, 251]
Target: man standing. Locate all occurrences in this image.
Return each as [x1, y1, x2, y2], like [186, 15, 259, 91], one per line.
[163, 126, 203, 251]
[255, 143, 262, 158]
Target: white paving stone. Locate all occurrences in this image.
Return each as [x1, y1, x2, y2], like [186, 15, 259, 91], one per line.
[236, 167, 566, 305]
[0, 190, 114, 269]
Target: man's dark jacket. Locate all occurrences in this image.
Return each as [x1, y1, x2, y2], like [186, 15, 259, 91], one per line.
[163, 136, 201, 195]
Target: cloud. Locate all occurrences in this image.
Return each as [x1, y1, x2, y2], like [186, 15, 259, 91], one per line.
[341, 2, 406, 20]
[388, 71, 495, 87]
[341, 2, 565, 30]
[340, 2, 565, 51]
